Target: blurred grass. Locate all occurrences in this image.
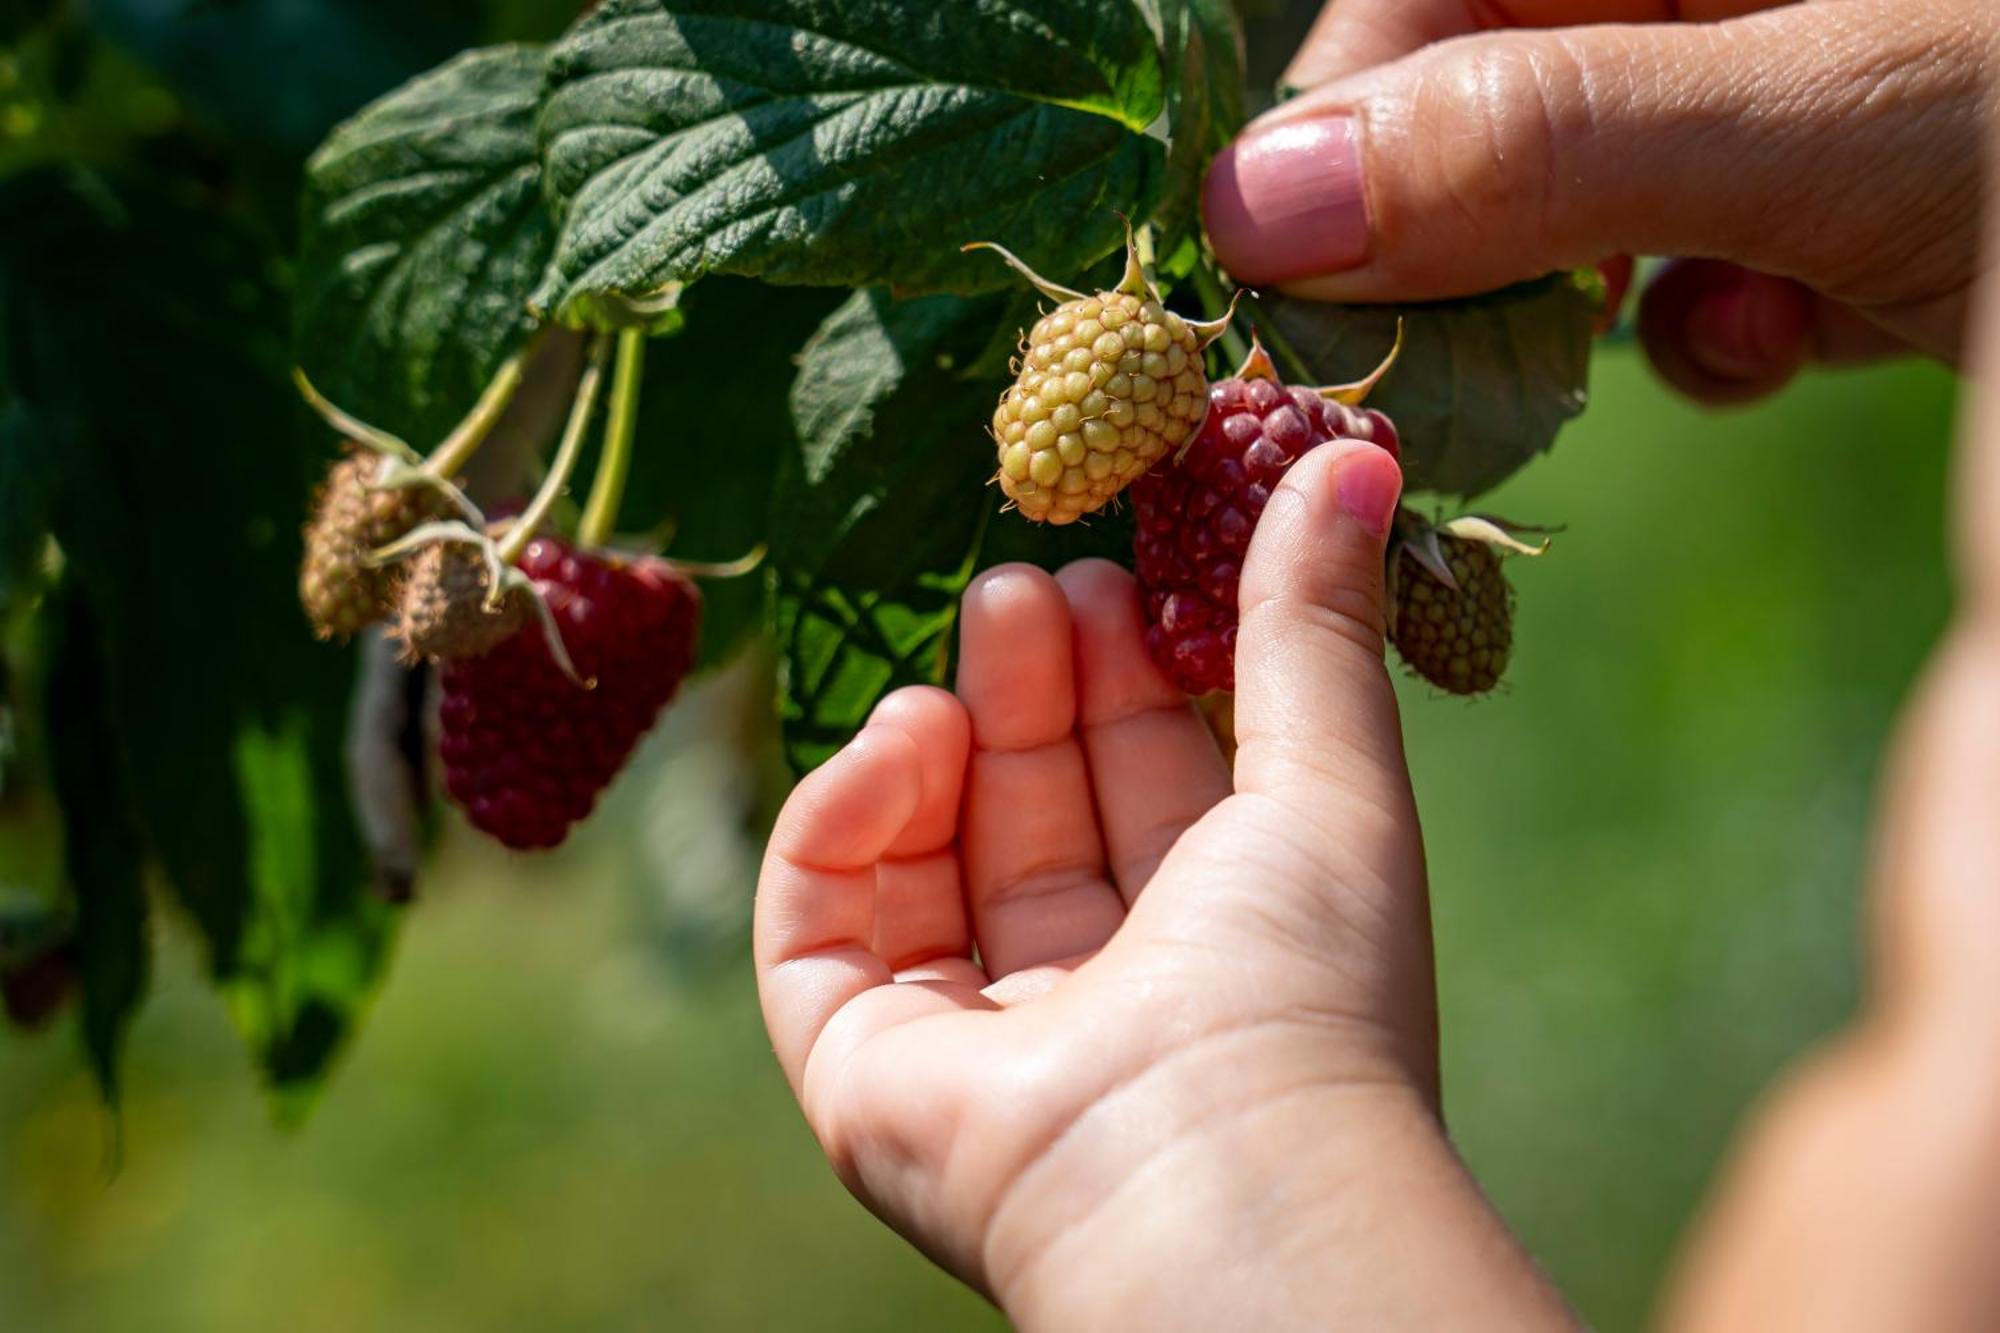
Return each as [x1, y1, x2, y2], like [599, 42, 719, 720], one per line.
[0, 346, 1961, 1332]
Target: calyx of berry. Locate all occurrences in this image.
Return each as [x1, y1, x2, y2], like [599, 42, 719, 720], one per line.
[1391, 509, 1552, 593]
[1226, 320, 1404, 398]
[963, 223, 1239, 348]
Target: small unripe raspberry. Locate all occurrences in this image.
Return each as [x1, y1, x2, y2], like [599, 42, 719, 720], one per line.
[971, 234, 1235, 525]
[300, 448, 448, 639]
[437, 538, 701, 851]
[1388, 526, 1513, 696]
[1134, 338, 1403, 695]
[392, 542, 526, 663]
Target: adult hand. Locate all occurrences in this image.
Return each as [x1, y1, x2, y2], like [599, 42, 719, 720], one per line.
[1205, 0, 1991, 404]
[1656, 191, 2000, 1333]
[755, 439, 1575, 1329]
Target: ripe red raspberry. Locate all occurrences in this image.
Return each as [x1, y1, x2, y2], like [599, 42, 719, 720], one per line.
[436, 537, 700, 850]
[1132, 347, 1401, 696]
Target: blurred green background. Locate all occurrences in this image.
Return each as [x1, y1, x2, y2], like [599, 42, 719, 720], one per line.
[0, 349, 1962, 1331]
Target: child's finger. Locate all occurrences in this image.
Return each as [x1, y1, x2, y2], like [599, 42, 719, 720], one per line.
[865, 687, 977, 971]
[1055, 559, 1232, 902]
[754, 726, 928, 1094]
[955, 565, 1129, 978]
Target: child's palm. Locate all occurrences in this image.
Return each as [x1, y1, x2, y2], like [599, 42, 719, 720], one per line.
[755, 446, 1429, 1299]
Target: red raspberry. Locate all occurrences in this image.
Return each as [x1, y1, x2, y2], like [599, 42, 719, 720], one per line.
[1132, 374, 1399, 695]
[436, 537, 700, 850]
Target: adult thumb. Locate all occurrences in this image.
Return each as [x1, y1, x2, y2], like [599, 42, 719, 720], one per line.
[1204, 0, 1982, 350]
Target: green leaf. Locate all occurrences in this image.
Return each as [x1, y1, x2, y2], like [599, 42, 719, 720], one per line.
[1, 166, 395, 1107]
[41, 583, 148, 1104]
[774, 284, 1157, 769]
[774, 288, 1007, 769]
[1259, 273, 1597, 498]
[297, 44, 555, 447]
[226, 716, 395, 1123]
[533, 0, 1169, 309]
[773, 569, 966, 772]
[780, 289, 1006, 581]
[574, 277, 845, 668]
[1144, 0, 1246, 243]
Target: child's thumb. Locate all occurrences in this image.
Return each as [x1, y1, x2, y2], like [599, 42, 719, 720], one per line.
[1232, 439, 1412, 834]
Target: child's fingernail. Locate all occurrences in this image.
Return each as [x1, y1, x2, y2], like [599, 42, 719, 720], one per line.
[1203, 115, 1370, 286]
[1334, 444, 1401, 540]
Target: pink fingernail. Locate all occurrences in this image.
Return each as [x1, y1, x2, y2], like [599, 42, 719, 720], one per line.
[1335, 445, 1401, 540]
[1203, 116, 1370, 285]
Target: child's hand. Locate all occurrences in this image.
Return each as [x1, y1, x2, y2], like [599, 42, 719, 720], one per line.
[755, 441, 1574, 1329]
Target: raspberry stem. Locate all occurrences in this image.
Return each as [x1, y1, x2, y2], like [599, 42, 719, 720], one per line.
[497, 332, 611, 568]
[293, 370, 421, 463]
[578, 327, 646, 550]
[420, 330, 546, 481]
[665, 545, 766, 579]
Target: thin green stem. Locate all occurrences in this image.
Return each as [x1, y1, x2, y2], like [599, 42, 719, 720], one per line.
[293, 369, 420, 463]
[665, 545, 766, 579]
[579, 327, 646, 549]
[1189, 263, 1251, 369]
[421, 329, 545, 480]
[497, 333, 611, 567]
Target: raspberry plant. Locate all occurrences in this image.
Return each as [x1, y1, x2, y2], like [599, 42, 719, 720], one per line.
[0, 0, 1601, 1112]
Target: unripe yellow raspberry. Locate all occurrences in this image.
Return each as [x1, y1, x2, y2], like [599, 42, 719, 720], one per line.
[968, 233, 1235, 525]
